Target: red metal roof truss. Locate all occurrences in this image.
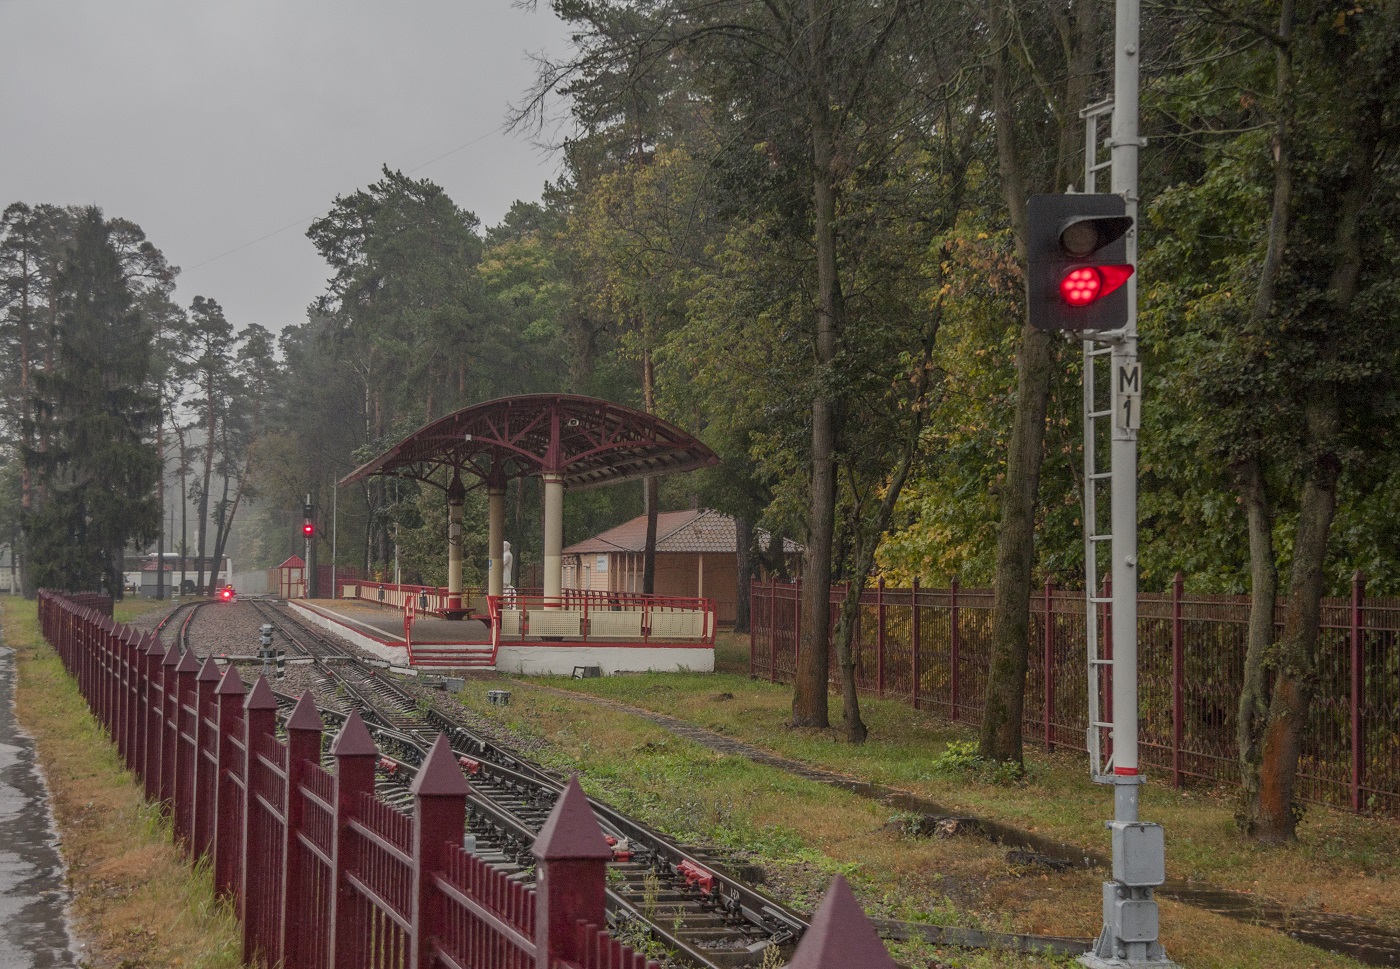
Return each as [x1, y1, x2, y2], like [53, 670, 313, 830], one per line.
[339, 394, 718, 492]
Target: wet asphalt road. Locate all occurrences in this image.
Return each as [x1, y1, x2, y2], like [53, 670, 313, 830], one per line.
[0, 643, 78, 968]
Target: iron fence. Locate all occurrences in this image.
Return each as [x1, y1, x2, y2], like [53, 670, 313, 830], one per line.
[751, 575, 1400, 816]
[36, 591, 662, 969]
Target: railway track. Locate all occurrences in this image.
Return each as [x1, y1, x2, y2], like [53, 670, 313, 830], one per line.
[236, 599, 806, 969]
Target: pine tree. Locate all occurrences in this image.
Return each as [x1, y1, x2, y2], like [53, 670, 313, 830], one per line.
[22, 207, 160, 595]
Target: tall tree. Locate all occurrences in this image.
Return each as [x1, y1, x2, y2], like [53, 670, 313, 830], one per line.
[22, 207, 160, 594]
[977, 0, 1112, 764]
[181, 296, 237, 594]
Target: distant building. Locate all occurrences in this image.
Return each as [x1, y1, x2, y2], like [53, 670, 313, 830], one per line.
[562, 509, 801, 626]
[122, 553, 233, 597]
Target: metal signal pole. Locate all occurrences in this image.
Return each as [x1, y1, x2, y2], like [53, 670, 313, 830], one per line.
[1079, 0, 1176, 965]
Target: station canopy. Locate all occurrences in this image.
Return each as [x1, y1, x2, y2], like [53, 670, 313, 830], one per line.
[338, 394, 719, 492]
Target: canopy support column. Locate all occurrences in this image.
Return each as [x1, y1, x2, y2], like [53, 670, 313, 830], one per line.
[543, 473, 564, 604]
[446, 474, 465, 614]
[488, 484, 505, 598]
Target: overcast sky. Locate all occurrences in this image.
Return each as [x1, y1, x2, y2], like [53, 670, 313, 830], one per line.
[2, 0, 574, 335]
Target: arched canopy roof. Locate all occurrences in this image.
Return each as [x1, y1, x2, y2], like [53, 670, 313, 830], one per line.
[338, 394, 719, 493]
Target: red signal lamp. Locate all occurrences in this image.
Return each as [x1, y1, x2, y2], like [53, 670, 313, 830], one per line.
[220, 586, 234, 601]
[1060, 265, 1134, 307]
[302, 522, 314, 537]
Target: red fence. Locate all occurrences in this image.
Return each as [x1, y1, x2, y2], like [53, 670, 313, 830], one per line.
[37, 590, 662, 969]
[750, 575, 1400, 817]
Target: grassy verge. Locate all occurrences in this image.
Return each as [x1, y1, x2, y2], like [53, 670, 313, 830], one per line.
[1, 595, 241, 969]
[431, 661, 1389, 969]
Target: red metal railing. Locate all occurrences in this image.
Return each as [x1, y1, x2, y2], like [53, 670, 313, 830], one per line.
[486, 591, 716, 659]
[36, 591, 666, 969]
[751, 575, 1400, 817]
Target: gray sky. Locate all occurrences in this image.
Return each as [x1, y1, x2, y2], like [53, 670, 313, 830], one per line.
[1, 0, 573, 334]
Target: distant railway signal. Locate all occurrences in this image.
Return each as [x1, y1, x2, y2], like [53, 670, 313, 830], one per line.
[302, 521, 314, 537]
[1027, 193, 1134, 331]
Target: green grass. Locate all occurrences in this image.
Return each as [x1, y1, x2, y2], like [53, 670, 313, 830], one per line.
[0, 595, 243, 969]
[444, 661, 1400, 969]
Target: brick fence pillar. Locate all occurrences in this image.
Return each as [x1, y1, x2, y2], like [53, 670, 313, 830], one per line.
[281, 693, 324, 969]
[410, 734, 470, 969]
[329, 711, 378, 969]
[213, 666, 246, 900]
[192, 657, 223, 860]
[532, 776, 613, 969]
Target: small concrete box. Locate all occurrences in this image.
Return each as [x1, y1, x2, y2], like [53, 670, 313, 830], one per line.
[1109, 821, 1165, 886]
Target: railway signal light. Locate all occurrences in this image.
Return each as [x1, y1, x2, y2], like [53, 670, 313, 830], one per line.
[1027, 193, 1135, 331]
[302, 521, 314, 537]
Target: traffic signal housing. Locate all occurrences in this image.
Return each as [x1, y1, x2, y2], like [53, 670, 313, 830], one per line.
[302, 521, 314, 537]
[1027, 193, 1135, 332]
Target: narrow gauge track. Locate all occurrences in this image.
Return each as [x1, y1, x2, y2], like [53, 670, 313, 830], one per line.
[241, 599, 807, 969]
[157, 598, 206, 649]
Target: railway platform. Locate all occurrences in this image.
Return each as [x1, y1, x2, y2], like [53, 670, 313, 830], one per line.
[291, 596, 715, 675]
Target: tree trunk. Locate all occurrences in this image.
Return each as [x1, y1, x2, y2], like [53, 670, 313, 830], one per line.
[792, 8, 843, 728]
[642, 347, 658, 594]
[643, 478, 658, 594]
[734, 515, 753, 634]
[976, 0, 1082, 764]
[1235, 455, 1278, 815]
[195, 371, 216, 593]
[1254, 391, 1339, 840]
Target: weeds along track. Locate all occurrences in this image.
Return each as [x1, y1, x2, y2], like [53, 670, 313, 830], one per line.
[242, 599, 806, 969]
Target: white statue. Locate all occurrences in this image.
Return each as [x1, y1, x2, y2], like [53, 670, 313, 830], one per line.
[502, 540, 513, 588]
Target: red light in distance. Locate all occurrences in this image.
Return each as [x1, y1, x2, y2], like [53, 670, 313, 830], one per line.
[1059, 265, 1134, 307]
[302, 522, 314, 536]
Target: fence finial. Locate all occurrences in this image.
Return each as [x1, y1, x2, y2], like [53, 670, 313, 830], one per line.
[214, 665, 246, 697]
[176, 648, 201, 674]
[330, 709, 376, 757]
[245, 675, 278, 711]
[287, 691, 324, 732]
[411, 734, 471, 797]
[786, 875, 898, 969]
[196, 656, 222, 684]
[533, 775, 612, 861]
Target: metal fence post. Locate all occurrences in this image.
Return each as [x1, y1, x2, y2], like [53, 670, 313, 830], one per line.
[793, 577, 801, 675]
[158, 644, 181, 807]
[911, 578, 922, 711]
[950, 577, 961, 721]
[191, 657, 221, 861]
[330, 711, 378, 969]
[121, 628, 141, 770]
[213, 667, 246, 900]
[876, 577, 886, 697]
[532, 776, 612, 969]
[241, 677, 279, 967]
[1044, 576, 1054, 753]
[281, 694, 324, 969]
[1172, 571, 1184, 789]
[1352, 569, 1366, 813]
[173, 649, 201, 844]
[769, 580, 777, 683]
[141, 635, 164, 800]
[411, 735, 471, 969]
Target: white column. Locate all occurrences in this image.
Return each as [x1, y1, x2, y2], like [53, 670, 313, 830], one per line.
[543, 473, 564, 603]
[488, 485, 505, 597]
[447, 497, 463, 607]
